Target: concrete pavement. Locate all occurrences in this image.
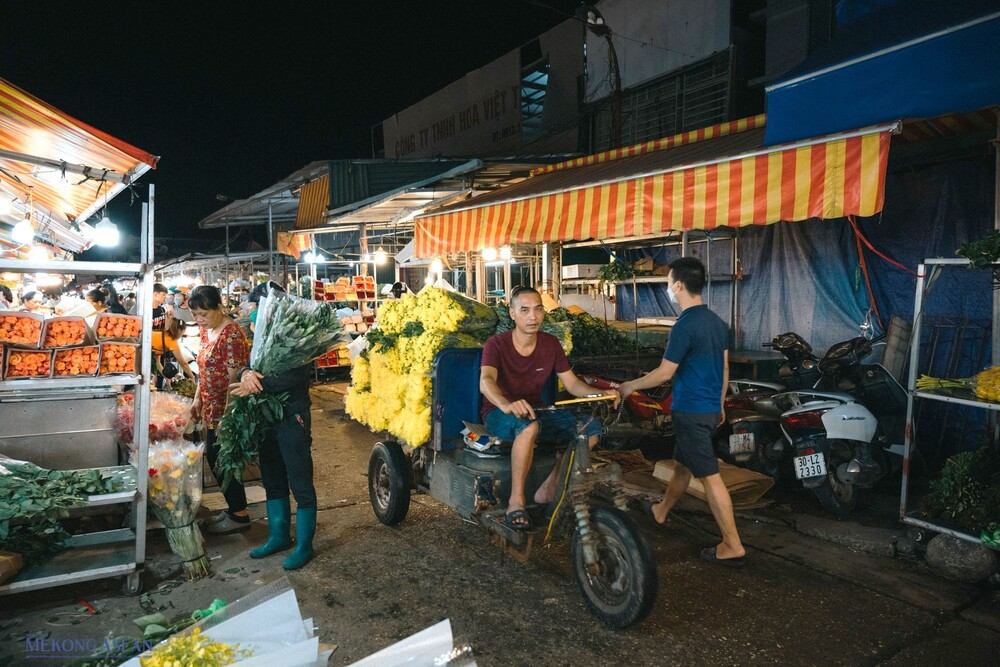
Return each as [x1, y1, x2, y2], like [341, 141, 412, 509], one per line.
[1, 386, 997, 666]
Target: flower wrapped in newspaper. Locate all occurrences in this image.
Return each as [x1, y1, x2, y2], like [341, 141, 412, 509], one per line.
[143, 440, 210, 579]
[346, 287, 489, 447]
[215, 289, 344, 489]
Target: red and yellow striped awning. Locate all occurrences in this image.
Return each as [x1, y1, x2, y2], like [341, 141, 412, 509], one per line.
[0, 77, 158, 230]
[414, 119, 893, 258]
[531, 113, 767, 176]
[294, 174, 330, 230]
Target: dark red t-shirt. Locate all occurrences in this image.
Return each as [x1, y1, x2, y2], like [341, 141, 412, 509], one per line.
[480, 331, 570, 420]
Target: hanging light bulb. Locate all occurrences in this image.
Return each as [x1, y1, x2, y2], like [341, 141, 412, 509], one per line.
[93, 215, 120, 247]
[430, 258, 444, 274]
[482, 247, 498, 261]
[12, 215, 34, 244]
[374, 247, 388, 265]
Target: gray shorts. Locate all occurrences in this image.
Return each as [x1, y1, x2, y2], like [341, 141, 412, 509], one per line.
[672, 411, 720, 478]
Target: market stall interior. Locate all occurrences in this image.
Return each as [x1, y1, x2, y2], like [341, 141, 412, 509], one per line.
[0, 78, 158, 596]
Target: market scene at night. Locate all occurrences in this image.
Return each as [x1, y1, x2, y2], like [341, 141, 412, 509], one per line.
[1, 1, 999, 665]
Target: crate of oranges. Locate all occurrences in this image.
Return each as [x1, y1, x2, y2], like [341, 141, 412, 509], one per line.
[43, 316, 92, 348]
[99, 342, 138, 375]
[4, 349, 53, 379]
[94, 313, 142, 342]
[0, 311, 44, 348]
[53, 346, 101, 377]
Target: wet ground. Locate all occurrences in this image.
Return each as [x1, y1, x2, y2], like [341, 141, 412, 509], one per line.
[1, 384, 998, 666]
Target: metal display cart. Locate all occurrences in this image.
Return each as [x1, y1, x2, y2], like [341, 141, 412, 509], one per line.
[900, 257, 999, 543]
[0, 187, 155, 595]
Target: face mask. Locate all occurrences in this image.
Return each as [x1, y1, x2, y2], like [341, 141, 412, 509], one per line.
[667, 279, 680, 305]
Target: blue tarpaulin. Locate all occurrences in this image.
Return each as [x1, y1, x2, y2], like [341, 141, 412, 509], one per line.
[614, 156, 993, 356]
[764, 2, 1000, 145]
[611, 154, 994, 457]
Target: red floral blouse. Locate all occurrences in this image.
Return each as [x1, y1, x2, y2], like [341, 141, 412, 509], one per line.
[197, 320, 249, 429]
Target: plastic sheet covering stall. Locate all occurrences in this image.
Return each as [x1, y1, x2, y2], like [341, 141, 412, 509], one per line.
[615, 220, 870, 352]
[859, 155, 995, 458]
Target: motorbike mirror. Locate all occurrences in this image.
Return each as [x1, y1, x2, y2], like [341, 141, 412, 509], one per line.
[802, 359, 816, 370]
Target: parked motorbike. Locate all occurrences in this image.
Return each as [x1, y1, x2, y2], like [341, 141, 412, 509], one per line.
[714, 332, 819, 479]
[579, 372, 675, 461]
[776, 335, 907, 517]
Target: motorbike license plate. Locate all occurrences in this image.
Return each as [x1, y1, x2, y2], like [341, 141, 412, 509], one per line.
[728, 432, 755, 454]
[794, 453, 827, 480]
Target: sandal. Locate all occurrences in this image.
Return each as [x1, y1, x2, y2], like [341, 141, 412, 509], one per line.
[504, 508, 531, 531]
[700, 546, 747, 568]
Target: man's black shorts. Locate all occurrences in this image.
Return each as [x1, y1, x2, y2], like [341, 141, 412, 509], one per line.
[672, 411, 720, 478]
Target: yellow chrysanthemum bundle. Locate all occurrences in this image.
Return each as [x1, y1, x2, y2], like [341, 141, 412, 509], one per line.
[346, 287, 497, 446]
[917, 366, 1000, 403]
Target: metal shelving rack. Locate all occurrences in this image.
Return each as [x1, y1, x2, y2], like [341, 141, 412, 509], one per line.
[0, 186, 155, 596]
[900, 257, 999, 544]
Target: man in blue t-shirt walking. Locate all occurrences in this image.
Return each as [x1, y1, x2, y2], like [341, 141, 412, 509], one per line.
[619, 257, 747, 567]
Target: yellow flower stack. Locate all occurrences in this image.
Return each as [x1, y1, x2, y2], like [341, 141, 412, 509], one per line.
[917, 366, 1000, 403]
[346, 287, 497, 446]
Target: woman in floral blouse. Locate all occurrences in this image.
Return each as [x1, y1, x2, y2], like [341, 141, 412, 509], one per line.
[189, 285, 252, 534]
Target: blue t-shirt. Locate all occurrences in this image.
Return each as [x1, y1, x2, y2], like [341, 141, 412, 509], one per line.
[664, 304, 728, 413]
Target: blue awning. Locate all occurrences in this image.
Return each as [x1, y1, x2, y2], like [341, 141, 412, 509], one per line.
[764, 7, 1000, 145]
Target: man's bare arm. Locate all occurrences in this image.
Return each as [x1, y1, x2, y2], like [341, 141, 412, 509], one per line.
[480, 365, 535, 419]
[619, 359, 678, 397]
[558, 370, 621, 407]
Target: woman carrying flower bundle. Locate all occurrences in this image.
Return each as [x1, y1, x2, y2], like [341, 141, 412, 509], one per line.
[231, 282, 319, 571]
[188, 285, 252, 534]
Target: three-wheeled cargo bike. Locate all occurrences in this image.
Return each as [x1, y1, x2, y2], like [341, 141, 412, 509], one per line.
[367, 348, 658, 628]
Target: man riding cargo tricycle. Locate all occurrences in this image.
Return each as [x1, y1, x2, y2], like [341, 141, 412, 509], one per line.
[366, 345, 659, 628]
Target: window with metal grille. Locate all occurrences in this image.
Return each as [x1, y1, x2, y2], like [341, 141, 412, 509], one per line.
[521, 57, 550, 144]
[589, 51, 732, 151]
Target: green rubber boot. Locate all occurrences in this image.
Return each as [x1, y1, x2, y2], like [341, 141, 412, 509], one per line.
[249, 498, 291, 559]
[282, 507, 317, 570]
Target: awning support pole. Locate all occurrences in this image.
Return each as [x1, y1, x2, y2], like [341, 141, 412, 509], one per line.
[0, 147, 130, 184]
[475, 253, 486, 302]
[733, 231, 741, 349]
[542, 243, 550, 293]
[465, 251, 473, 297]
[267, 202, 274, 279]
[224, 223, 230, 300]
[992, 113, 999, 439]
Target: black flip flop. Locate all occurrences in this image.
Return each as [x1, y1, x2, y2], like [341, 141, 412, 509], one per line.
[700, 546, 747, 568]
[504, 508, 531, 531]
[645, 502, 670, 526]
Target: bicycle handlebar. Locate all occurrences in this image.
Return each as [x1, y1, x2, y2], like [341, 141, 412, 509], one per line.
[535, 394, 617, 412]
